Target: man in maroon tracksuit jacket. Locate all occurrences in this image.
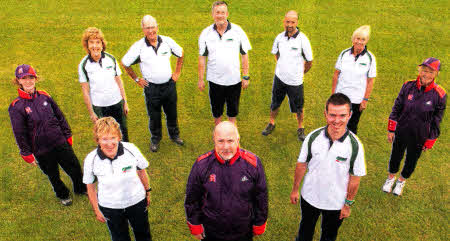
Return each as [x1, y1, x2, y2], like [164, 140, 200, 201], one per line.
[185, 121, 268, 241]
[382, 57, 446, 196]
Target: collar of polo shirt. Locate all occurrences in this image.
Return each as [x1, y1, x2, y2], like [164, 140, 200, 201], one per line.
[351, 45, 368, 61]
[213, 20, 232, 36]
[324, 126, 349, 146]
[88, 51, 105, 63]
[97, 142, 124, 161]
[284, 27, 300, 39]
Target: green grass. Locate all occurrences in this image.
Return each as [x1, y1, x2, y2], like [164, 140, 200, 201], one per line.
[0, 0, 448, 240]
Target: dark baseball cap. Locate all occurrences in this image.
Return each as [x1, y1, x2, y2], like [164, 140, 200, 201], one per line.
[15, 64, 37, 79]
[419, 57, 441, 71]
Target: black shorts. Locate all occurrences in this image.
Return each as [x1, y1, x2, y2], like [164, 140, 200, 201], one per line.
[270, 75, 304, 113]
[209, 81, 242, 118]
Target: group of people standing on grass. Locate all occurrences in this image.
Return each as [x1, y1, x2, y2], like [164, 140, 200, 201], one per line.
[8, 1, 446, 241]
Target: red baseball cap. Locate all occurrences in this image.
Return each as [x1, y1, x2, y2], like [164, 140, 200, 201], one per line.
[419, 57, 441, 71]
[15, 64, 37, 79]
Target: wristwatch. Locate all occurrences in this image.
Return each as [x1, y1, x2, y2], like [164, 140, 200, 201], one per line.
[344, 199, 354, 206]
[135, 77, 140, 82]
[146, 187, 152, 192]
[242, 76, 250, 81]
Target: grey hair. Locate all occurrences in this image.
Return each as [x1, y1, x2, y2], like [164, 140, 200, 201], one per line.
[211, 1, 228, 12]
[141, 15, 158, 28]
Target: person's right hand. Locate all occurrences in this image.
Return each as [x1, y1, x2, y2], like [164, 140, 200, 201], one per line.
[89, 112, 99, 123]
[137, 78, 149, 88]
[193, 233, 205, 240]
[95, 210, 106, 223]
[290, 190, 300, 204]
[198, 80, 205, 91]
[30, 161, 37, 166]
[387, 132, 395, 143]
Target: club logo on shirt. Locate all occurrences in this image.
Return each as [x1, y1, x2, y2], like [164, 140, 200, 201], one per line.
[426, 101, 432, 105]
[106, 65, 113, 69]
[408, 94, 413, 100]
[122, 165, 132, 173]
[241, 176, 248, 182]
[25, 106, 32, 114]
[226, 38, 233, 42]
[209, 174, 216, 182]
[335, 156, 347, 163]
[291, 47, 298, 50]
[43, 101, 48, 106]
[359, 63, 367, 66]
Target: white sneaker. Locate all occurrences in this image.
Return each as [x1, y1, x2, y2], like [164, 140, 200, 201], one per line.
[60, 197, 73, 206]
[382, 177, 396, 193]
[393, 180, 406, 196]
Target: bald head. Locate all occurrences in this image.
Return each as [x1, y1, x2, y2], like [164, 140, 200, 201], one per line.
[213, 121, 240, 160]
[141, 15, 157, 28]
[285, 10, 298, 20]
[213, 121, 239, 139]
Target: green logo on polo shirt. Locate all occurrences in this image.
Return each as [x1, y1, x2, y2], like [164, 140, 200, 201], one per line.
[226, 38, 233, 42]
[122, 165, 132, 173]
[162, 52, 168, 55]
[106, 65, 113, 69]
[336, 156, 347, 162]
[291, 47, 298, 50]
[359, 63, 367, 66]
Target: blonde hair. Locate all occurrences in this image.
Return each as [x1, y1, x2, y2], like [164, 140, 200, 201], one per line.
[94, 117, 122, 142]
[352, 25, 371, 41]
[82, 27, 107, 54]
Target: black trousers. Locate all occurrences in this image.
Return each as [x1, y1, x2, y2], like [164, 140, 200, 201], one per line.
[93, 100, 129, 142]
[388, 133, 423, 179]
[348, 103, 363, 134]
[296, 197, 343, 241]
[144, 79, 179, 143]
[99, 198, 152, 241]
[35, 143, 86, 199]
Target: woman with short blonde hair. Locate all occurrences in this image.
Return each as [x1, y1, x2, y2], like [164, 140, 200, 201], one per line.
[83, 117, 152, 241]
[331, 25, 377, 134]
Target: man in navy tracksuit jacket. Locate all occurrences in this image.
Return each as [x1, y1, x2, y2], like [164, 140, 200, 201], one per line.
[383, 58, 446, 195]
[9, 65, 86, 204]
[185, 121, 268, 241]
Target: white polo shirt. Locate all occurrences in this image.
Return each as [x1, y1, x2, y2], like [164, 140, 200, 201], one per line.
[78, 52, 123, 107]
[199, 21, 252, 86]
[271, 30, 313, 86]
[122, 35, 183, 84]
[298, 127, 366, 210]
[335, 47, 376, 104]
[83, 142, 149, 209]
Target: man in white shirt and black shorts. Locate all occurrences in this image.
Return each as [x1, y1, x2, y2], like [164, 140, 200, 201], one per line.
[262, 10, 313, 141]
[122, 15, 184, 152]
[198, 1, 252, 126]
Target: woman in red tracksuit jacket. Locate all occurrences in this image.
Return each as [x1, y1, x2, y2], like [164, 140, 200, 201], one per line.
[8, 64, 86, 206]
[382, 58, 446, 196]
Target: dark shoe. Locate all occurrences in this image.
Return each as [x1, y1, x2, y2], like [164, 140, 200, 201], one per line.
[171, 136, 184, 146]
[297, 128, 306, 141]
[150, 141, 160, 152]
[60, 197, 73, 206]
[262, 123, 275, 136]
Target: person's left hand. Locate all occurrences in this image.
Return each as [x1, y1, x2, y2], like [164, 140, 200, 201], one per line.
[359, 100, 368, 111]
[339, 205, 351, 219]
[172, 73, 180, 82]
[146, 192, 151, 207]
[242, 79, 249, 89]
[123, 101, 129, 116]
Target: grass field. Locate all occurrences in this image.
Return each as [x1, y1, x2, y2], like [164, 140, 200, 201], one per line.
[0, 0, 448, 240]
